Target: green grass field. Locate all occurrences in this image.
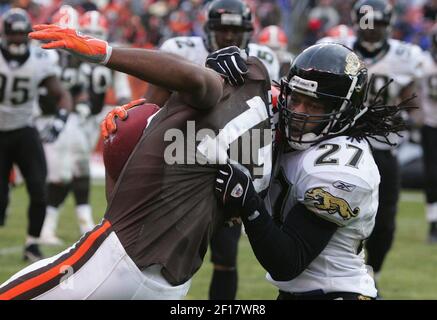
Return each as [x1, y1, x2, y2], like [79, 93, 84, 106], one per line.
[1, 184, 436, 299]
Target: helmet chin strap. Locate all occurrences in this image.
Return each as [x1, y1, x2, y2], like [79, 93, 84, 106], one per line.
[209, 31, 220, 52]
[288, 132, 318, 151]
[7, 43, 28, 56]
[2, 37, 29, 56]
[208, 30, 251, 52]
[285, 121, 330, 151]
[359, 40, 384, 53]
[241, 31, 251, 50]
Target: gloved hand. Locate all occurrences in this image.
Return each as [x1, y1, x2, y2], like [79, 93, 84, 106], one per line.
[75, 102, 92, 119]
[40, 109, 69, 143]
[100, 98, 146, 139]
[29, 24, 112, 65]
[215, 163, 257, 209]
[206, 46, 248, 86]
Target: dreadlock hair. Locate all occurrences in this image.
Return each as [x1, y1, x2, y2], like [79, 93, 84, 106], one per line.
[342, 75, 417, 146]
[272, 76, 416, 149]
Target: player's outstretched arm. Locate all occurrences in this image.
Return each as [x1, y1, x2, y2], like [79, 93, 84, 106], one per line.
[29, 24, 223, 110]
[107, 48, 224, 110]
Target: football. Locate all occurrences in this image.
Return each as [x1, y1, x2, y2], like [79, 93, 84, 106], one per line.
[103, 103, 160, 187]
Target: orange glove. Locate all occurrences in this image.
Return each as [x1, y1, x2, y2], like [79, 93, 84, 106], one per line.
[100, 98, 146, 139]
[29, 24, 112, 64]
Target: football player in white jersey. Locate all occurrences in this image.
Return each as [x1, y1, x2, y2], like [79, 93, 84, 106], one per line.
[146, 0, 280, 107]
[39, 8, 131, 246]
[318, 0, 423, 290]
[0, 8, 71, 261]
[215, 43, 411, 299]
[38, 5, 95, 246]
[419, 27, 437, 243]
[145, 0, 279, 300]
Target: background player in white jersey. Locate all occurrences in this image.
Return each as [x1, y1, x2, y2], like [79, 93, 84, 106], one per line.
[39, 8, 131, 246]
[146, 0, 279, 107]
[38, 5, 94, 246]
[319, 0, 423, 292]
[257, 25, 294, 78]
[419, 27, 437, 243]
[78, 10, 131, 147]
[215, 43, 412, 299]
[145, 0, 279, 300]
[0, 8, 71, 261]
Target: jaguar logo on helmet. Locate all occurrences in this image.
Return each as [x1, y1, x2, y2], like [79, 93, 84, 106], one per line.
[344, 52, 363, 77]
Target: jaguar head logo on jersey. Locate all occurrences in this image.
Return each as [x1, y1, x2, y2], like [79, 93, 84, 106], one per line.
[278, 43, 368, 151]
[1, 8, 32, 58]
[304, 187, 360, 221]
[204, 0, 253, 52]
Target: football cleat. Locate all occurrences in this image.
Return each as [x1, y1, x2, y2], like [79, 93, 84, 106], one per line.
[23, 244, 43, 263]
[39, 235, 64, 246]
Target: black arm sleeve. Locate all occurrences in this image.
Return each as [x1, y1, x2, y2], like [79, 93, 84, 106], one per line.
[242, 198, 338, 281]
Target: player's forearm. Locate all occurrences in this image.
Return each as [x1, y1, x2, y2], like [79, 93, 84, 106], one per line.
[401, 82, 423, 127]
[42, 76, 73, 112]
[57, 89, 73, 112]
[107, 48, 223, 109]
[29, 26, 222, 109]
[243, 200, 336, 281]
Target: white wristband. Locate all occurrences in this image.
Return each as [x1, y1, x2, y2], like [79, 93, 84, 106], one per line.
[101, 44, 113, 65]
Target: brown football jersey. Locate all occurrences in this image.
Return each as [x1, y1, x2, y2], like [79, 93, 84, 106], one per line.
[104, 57, 273, 285]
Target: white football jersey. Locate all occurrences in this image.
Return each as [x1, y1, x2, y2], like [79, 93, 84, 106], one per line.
[419, 51, 437, 128]
[0, 45, 59, 131]
[160, 36, 280, 82]
[79, 63, 131, 103]
[318, 36, 423, 150]
[266, 135, 379, 297]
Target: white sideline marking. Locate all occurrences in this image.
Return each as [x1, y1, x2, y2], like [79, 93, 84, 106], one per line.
[400, 193, 425, 203]
[0, 246, 22, 256]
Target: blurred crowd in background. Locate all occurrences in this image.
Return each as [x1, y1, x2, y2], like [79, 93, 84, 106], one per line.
[0, 0, 436, 53]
